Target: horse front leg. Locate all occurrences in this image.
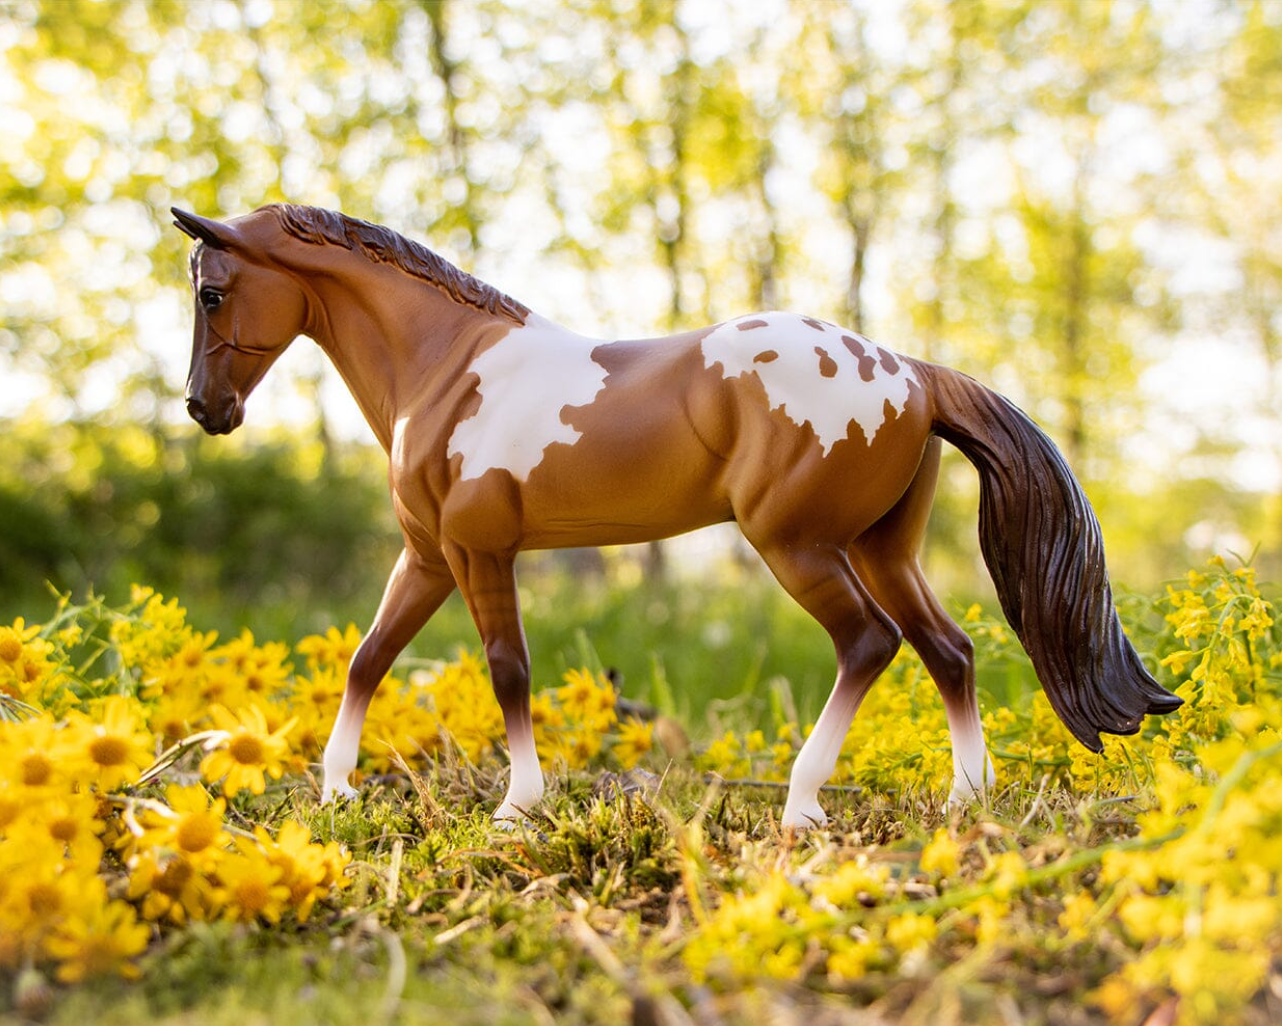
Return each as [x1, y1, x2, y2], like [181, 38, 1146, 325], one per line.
[321, 548, 456, 801]
[443, 545, 543, 823]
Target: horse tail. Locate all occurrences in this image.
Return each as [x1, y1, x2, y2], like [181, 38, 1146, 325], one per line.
[911, 360, 1182, 751]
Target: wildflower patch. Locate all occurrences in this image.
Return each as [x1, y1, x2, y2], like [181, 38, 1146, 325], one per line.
[0, 559, 1279, 1026]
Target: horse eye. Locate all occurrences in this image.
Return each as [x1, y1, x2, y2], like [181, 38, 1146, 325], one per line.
[199, 287, 224, 310]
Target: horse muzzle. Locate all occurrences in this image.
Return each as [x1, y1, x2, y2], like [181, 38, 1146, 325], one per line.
[186, 395, 243, 435]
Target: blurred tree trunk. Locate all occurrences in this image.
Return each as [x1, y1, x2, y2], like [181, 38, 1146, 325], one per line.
[424, 0, 481, 257]
[794, 4, 894, 335]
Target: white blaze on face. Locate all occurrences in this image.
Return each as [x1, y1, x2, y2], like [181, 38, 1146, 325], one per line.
[701, 311, 917, 451]
[448, 316, 608, 482]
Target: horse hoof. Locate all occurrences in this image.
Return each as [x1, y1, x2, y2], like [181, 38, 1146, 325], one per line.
[947, 786, 988, 812]
[492, 802, 536, 827]
[322, 781, 359, 803]
[781, 802, 828, 830]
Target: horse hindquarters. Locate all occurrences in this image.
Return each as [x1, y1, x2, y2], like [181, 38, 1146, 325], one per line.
[726, 381, 937, 825]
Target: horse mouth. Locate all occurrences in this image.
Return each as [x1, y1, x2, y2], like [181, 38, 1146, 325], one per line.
[186, 396, 243, 435]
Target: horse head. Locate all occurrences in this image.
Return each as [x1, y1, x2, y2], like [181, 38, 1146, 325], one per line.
[172, 208, 310, 435]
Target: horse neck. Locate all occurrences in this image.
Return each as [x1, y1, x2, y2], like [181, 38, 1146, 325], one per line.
[304, 262, 512, 452]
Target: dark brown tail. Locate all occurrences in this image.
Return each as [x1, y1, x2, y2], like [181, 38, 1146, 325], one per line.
[914, 361, 1181, 751]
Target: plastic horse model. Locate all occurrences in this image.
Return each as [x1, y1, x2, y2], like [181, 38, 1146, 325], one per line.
[172, 204, 1181, 827]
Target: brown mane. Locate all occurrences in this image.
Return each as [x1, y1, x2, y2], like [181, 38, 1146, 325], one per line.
[264, 203, 529, 324]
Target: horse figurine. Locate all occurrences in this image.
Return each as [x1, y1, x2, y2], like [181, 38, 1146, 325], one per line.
[172, 204, 1181, 827]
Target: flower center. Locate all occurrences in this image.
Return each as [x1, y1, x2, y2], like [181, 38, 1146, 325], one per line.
[22, 753, 53, 786]
[235, 879, 269, 913]
[89, 736, 130, 767]
[158, 859, 194, 896]
[49, 817, 78, 843]
[228, 734, 265, 765]
[176, 814, 219, 854]
[0, 637, 21, 662]
[27, 882, 61, 916]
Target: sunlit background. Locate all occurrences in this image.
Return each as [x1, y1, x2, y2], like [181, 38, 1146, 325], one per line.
[1, 0, 1279, 661]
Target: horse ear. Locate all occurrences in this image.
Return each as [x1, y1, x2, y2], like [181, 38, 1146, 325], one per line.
[171, 208, 238, 250]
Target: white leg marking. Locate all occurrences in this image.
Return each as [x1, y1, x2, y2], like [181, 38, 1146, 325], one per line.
[781, 684, 866, 829]
[321, 698, 364, 802]
[945, 699, 995, 809]
[493, 720, 545, 825]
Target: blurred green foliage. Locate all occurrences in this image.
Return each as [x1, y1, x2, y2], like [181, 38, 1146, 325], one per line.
[0, 419, 400, 636]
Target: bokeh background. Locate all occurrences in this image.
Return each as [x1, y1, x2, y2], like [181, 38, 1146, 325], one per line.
[1, 0, 1278, 712]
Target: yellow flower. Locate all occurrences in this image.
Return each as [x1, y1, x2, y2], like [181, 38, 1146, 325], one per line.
[919, 828, 961, 879]
[139, 784, 229, 858]
[216, 845, 291, 924]
[1159, 649, 1197, 677]
[551, 725, 604, 768]
[200, 704, 296, 797]
[43, 898, 150, 982]
[885, 912, 937, 954]
[813, 856, 890, 907]
[555, 668, 616, 727]
[255, 821, 350, 922]
[0, 618, 56, 701]
[295, 623, 363, 672]
[32, 791, 106, 864]
[147, 690, 207, 745]
[1, 858, 89, 940]
[968, 895, 1010, 946]
[1057, 891, 1097, 942]
[613, 717, 654, 769]
[697, 730, 748, 778]
[0, 714, 66, 792]
[0, 620, 35, 665]
[127, 850, 220, 925]
[60, 697, 155, 791]
[826, 936, 882, 979]
[985, 850, 1028, 898]
[213, 629, 291, 695]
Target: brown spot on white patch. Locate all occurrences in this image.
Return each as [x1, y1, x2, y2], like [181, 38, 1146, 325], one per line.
[700, 318, 919, 451]
[753, 349, 779, 364]
[879, 350, 900, 375]
[802, 317, 827, 332]
[842, 335, 877, 382]
[814, 346, 838, 378]
[737, 318, 769, 331]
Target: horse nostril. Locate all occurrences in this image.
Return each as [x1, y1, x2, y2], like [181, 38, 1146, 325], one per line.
[186, 397, 207, 425]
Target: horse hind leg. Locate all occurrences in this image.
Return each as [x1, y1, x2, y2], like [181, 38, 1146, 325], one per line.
[850, 439, 995, 808]
[748, 538, 903, 828]
[853, 550, 995, 807]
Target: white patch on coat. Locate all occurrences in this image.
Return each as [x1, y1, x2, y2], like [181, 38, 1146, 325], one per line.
[701, 311, 917, 451]
[448, 316, 608, 481]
